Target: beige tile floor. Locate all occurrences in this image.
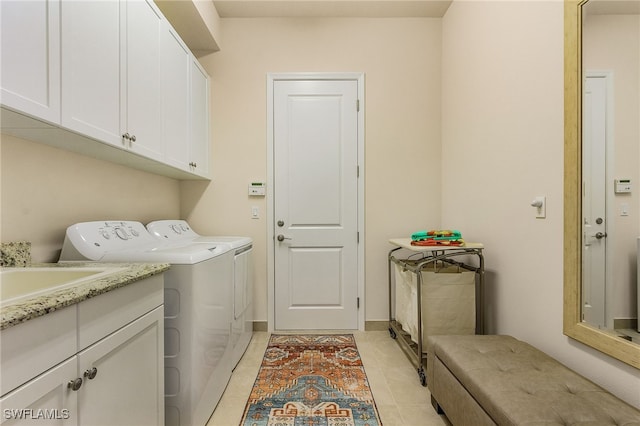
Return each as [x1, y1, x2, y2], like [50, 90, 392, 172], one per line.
[206, 331, 451, 426]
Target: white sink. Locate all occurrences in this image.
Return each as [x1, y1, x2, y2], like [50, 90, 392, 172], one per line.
[0, 267, 126, 306]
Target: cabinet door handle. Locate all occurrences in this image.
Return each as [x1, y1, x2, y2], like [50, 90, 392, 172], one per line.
[122, 133, 131, 141]
[68, 378, 83, 391]
[130, 135, 136, 142]
[84, 367, 98, 380]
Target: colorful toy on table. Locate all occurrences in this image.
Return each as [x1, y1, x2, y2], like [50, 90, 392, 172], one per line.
[410, 230, 465, 246]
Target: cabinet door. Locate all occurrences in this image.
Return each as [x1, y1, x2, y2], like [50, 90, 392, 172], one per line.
[77, 307, 163, 426]
[0, 0, 60, 124]
[162, 24, 190, 171]
[0, 358, 78, 426]
[123, 0, 163, 162]
[60, 0, 122, 146]
[190, 59, 210, 177]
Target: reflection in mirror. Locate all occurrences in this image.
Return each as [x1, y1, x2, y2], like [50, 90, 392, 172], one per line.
[564, 0, 640, 370]
[581, 0, 639, 342]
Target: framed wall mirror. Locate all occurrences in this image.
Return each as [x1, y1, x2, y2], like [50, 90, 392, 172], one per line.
[564, 0, 640, 369]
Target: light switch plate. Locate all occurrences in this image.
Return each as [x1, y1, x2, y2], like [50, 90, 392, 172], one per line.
[533, 196, 546, 219]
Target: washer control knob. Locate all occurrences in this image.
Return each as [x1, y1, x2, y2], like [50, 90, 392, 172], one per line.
[100, 230, 111, 239]
[114, 227, 129, 240]
[170, 225, 182, 234]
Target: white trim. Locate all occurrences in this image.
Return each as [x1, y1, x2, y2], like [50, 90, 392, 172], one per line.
[266, 72, 366, 332]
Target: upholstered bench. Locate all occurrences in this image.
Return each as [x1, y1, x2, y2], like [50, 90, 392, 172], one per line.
[427, 335, 640, 425]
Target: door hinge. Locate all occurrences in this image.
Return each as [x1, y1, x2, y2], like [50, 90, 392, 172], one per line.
[357, 165, 360, 178]
[356, 99, 360, 112]
[357, 232, 360, 243]
[357, 297, 360, 309]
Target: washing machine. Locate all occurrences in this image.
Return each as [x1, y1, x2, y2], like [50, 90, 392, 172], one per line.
[146, 220, 253, 368]
[59, 221, 234, 426]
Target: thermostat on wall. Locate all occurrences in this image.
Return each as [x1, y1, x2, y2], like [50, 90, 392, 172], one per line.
[249, 182, 266, 196]
[614, 179, 632, 194]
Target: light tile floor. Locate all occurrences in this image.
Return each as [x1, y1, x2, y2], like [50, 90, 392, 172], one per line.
[207, 331, 451, 426]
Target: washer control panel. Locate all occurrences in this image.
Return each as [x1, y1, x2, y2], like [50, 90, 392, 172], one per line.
[147, 220, 198, 241]
[100, 221, 143, 241]
[60, 221, 157, 261]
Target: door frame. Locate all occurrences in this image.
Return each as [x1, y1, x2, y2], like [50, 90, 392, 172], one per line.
[266, 72, 365, 332]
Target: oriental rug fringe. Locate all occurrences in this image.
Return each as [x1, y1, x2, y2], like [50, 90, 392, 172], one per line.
[240, 334, 382, 426]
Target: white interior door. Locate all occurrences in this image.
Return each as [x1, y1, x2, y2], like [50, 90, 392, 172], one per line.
[273, 78, 359, 330]
[582, 74, 609, 328]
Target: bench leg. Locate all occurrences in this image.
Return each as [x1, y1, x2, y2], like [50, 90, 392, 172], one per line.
[431, 395, 444, 415]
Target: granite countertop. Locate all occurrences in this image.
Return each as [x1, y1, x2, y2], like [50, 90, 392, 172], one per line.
[1, 262, 170, 330]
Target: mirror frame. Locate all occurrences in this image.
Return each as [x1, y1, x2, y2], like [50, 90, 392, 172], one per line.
[564, 0, 640, 369]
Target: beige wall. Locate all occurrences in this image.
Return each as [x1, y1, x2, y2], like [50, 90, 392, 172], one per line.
[441, 0, 639, 407]
[583, 13, 639, 323]
[0, 134, 180, 262]
[181, 17, 443, 323]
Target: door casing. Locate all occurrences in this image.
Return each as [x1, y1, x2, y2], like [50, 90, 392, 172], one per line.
[266, 72, 365, 332]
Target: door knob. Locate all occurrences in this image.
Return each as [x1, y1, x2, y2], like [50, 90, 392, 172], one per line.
[595, 232, 607, 239]
[277, 234, 291, 242]
[277, 220, 285, 227]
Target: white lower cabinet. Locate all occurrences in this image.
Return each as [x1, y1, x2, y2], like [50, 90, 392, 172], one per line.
[0, 358, 77, 425]
[0, 276, 164, 425]
[77, 307, 163, 426]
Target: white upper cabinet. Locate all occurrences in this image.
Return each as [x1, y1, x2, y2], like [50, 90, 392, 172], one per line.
[61, 0, 163, 162]
[1, 0, 61, 124]
[122, 0, 164, 162]
[162, 24, 210, 178]
[162, 24, 191, 172]
[190, 59, 210, 177]
[1, 0, 209, 180]
[61, 0, 121, 144]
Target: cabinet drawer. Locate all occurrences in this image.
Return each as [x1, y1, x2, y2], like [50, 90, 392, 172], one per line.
[1, 307, 76, 397]
[78, 274, 163, 351]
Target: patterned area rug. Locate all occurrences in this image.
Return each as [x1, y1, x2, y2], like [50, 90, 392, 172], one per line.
[240, 334, 382, 426]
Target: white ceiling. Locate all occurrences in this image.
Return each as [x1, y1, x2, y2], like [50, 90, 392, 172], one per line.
[212, 0, 453, 18]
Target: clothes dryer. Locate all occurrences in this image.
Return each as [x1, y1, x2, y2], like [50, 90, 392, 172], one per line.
[146, 220, 253, 368]
[59, 221, 234, 426]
